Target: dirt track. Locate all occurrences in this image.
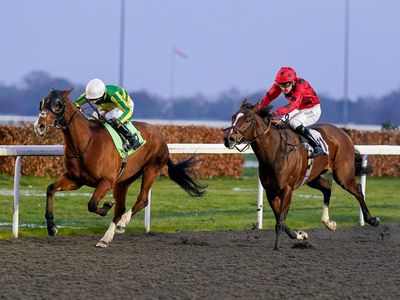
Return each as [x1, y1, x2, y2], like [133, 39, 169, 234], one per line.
[0, 225, 399, 299]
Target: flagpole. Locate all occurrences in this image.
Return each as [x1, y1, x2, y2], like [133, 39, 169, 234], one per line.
[169, 46, 176, 101]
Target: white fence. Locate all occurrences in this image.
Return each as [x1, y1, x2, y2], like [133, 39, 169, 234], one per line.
[1, 144, 400, 238]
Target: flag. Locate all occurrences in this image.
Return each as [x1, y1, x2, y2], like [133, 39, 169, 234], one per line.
[174, 48, 187, 59]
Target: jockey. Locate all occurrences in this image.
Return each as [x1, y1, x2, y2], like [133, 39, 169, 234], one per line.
[257, 67, 324, 156]
[73, 78, 142, 150]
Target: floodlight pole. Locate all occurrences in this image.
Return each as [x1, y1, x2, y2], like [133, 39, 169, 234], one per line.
[343, 0, 350, 124]
[119, 0, 126, 86]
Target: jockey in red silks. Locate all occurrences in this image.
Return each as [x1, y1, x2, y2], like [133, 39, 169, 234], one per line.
[257, 66, 324, 156]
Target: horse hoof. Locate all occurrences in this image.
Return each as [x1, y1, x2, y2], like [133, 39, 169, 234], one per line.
[104, 201, 115, 209]
[47, 225, 58, 236]
[330, 221, 337, 231]
[297, 230, 308, 240]
[115, 226, 126, 234]
[96, 240, 109, 248]
[322, 220, 337, 231]
[372, 217, 380, 227]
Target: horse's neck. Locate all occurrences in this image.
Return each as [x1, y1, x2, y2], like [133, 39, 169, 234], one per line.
[63, 105, 93, 154]
[251, 119, 282, 164]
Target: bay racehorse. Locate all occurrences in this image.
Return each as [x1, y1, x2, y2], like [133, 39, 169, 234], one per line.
[223, 101, 379, 250]
[34, 89, 206, 247]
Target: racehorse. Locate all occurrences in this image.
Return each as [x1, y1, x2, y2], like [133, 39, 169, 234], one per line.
[223, 100, 380, 250]
[34, 89, 206, 247]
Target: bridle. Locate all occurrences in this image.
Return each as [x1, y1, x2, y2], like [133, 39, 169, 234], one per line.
[39, 91, 78, 130]
[223, 109, 272, 152]
[224, 108, 302, 164]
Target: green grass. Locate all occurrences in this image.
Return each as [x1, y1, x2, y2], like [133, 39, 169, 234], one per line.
[0, 173, 399, 239]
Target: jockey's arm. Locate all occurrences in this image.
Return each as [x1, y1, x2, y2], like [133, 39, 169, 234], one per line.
[73, 93, 88, 108]
[258, 83, 281, 111]
[109, 94, 133, 124]
[274, 94, 303, 116]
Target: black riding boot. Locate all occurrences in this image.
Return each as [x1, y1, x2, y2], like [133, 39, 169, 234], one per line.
[111, 120, 142, 151]
[295, 125, 324, 157]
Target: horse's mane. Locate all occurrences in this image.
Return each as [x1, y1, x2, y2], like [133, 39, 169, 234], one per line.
[239, 99, 274, 120]
[240, 99, 254, 110]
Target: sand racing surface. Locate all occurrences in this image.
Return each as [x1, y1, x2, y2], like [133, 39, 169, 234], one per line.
[0, 225, 399, 299]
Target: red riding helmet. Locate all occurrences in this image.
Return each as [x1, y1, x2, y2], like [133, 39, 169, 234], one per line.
[275, 67, 297, 83]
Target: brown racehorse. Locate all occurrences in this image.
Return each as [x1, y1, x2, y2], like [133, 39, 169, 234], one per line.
[223, 101, 380, 250]
[34, 89, 206, 247]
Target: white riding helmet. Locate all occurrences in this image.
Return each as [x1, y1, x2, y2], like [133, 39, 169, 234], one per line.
[85, 79, 106, 100]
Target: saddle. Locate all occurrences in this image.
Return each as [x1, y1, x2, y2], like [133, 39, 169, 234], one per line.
[273, 121, 329, 156]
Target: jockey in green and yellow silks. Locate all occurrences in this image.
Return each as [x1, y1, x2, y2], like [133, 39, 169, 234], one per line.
[73, 79, 141, 150]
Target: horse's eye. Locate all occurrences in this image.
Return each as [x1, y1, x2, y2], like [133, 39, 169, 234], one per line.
[51, 99, 64, 113]
[246, 118, 251, 123]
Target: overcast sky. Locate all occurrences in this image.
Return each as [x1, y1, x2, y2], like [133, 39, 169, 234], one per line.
[1, 0, 399, 101]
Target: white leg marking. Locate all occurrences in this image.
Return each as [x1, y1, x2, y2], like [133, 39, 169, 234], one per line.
[321, 204, 337, 231]
[116, 210, 132, 234]
[321, 204, 329, 223]
[96, 222, 116, 247]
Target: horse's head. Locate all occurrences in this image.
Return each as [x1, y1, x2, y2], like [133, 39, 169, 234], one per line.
[223, 99, 263, 150]
[34, 89, 73, 136]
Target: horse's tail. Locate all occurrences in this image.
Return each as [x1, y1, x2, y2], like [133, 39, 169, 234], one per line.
[167, 157, 207, 197]
[354, 151, 374, 176]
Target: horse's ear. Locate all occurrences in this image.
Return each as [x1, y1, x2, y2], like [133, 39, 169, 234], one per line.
[60, 88, 73, 98]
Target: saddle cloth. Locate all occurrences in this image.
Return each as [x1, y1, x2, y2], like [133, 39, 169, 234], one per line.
[309, 129, 329, 155]
[103, 122, 146, 157]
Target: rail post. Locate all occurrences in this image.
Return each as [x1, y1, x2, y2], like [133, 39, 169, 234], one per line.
[359, 154, 368, 226]
[256, 177, 263, 229]
[13, 156, 22, 238]
[145, 189, 151, 233]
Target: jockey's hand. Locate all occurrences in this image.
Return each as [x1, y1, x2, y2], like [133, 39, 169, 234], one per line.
[273, 120, 287, 129]
[109, 118, 121, 128]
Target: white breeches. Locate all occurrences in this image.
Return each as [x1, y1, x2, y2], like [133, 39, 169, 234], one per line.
[282, 104, 321, 129]
[92, 99, 134, 121]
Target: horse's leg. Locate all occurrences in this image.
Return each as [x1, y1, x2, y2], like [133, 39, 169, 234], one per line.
[130, 166, 159, 216]
[112, 181, 131, 234]
[266, 190, 282, 250]
[332, 169, 380, 227]
[279, 188, 309, 241]
[96, 166, 159, 248]
[307, 176, 337, 230]
[266, 187, 300, 250]
[114, 173, 143, 233]
[87, 178, 114, 216]
[46, 174, 82, 236]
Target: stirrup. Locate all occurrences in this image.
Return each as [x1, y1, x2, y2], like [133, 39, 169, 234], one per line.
[129, 139, 142, 151]
[122, 142, 131, 152]
[313, 146, 325, 157]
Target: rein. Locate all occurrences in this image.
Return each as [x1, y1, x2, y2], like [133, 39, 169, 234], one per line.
[225, 110, 302, 163]
[223, 115, 272, 152]
[56, 109, 78, 130]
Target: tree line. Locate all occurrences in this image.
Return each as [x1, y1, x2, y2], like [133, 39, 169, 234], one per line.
[1, 71, 399, 127]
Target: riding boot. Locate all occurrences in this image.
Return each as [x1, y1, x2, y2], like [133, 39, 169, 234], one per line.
[295, 125, 324, 157]
[111, 120, 142, 151]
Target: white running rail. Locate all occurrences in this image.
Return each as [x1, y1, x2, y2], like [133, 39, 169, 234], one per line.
[1, 144, 400, 237]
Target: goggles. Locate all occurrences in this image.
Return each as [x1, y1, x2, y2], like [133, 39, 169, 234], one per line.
[278, 82, 293, 89]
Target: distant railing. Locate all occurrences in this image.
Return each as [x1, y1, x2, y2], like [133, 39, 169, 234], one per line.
[1, 144, 400, 238]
